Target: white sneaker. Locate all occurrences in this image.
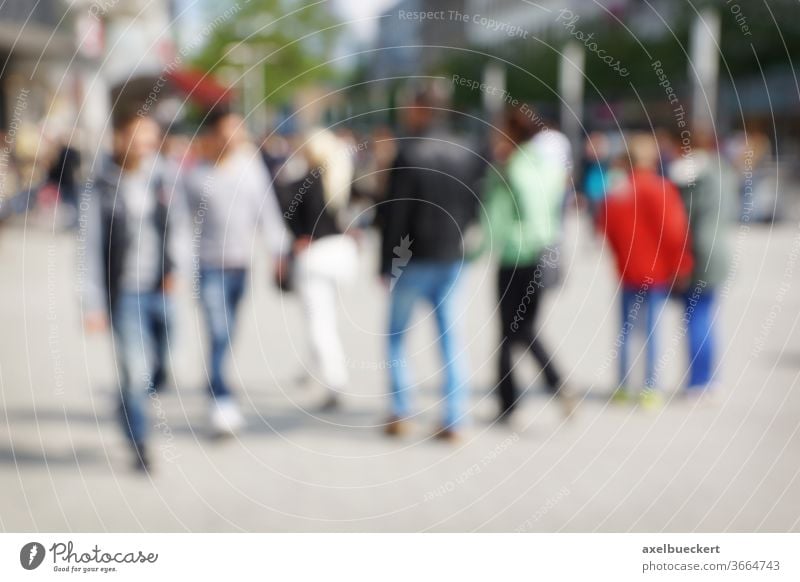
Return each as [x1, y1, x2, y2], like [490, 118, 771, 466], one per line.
[684, 384, 720, 407]
[210, 398, 245, 436]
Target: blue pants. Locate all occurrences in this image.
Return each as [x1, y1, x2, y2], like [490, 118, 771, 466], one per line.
[684, 285, 717, 389]
[618, 285, 668, 390]
[112, 291, 172, 448]
[199, 268, 247, 399]
[387, 261, 468, 429]
[147, 296, 172, 392]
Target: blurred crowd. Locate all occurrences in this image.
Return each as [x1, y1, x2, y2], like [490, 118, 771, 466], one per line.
[0, 85, 770, 472]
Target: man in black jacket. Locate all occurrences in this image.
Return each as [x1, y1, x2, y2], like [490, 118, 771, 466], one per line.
[82, 113, 180, 472]
[379, 90, 484, 441]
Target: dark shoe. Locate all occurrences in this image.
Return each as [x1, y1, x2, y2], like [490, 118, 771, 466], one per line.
[150, 366, 168, 394]
[132, 444, 151, 473]
[433, 426, 461, 443]
[294, 370, 312, 388]
[320, 392, 340, 412]
[495, 407, 515, 425]
[384, 416, 409, 437]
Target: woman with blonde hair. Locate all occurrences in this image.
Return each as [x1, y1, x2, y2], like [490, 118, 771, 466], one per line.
[279, 128, 359, 410]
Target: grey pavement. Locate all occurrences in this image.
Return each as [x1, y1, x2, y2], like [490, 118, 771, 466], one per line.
[1, 211, 799, 532]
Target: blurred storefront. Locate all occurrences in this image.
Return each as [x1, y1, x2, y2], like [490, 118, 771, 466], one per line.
[1, 0, 183, 188]
[0, 0, 77, 187]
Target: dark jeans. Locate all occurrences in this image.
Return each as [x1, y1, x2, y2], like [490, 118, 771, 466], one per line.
[497, 265, 562, 414]
[148, 299, 172, 392]
[199, 268, 247, 399]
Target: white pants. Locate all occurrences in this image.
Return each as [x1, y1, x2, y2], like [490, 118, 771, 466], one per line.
[294, 235, 358, 390]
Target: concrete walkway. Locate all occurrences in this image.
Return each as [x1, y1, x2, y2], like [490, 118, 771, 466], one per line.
[1, 213, 799, 532]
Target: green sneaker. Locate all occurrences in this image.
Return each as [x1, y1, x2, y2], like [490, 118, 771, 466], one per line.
[611, 387, 630, 404]
[638, 389, 664, 411]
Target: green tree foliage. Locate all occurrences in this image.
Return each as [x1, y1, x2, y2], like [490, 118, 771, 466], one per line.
[191, 0, 342, 105]
[437, 0, 798, 114]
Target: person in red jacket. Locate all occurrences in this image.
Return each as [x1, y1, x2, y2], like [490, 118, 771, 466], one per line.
[597, 133, 693, 408]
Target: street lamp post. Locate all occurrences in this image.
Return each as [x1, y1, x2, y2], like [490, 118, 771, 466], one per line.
[689, 6, 721, 133]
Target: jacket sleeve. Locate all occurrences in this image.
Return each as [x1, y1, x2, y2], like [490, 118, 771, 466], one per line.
[163, 164, 192, 279]
[79, 187, 107, 314]
[595, 189, 630, 276]
[300, 170, 333, 239]
[659, 177, 694, 280]
[689, 159, 735, 282]
[470, 169, 508, 261]
[380, 148, 417, 276]
[595, 192, 612, 236]
[255, 160, 292, 257]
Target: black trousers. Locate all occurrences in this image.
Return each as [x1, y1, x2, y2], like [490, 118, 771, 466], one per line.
[497, 265, 563, 413]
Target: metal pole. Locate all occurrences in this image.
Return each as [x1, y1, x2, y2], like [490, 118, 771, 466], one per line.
[559, 40, 585, 163]
[689, 6, 721, 132]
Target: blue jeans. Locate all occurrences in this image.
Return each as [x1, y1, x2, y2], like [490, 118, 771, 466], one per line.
[684, 285, 717, 389]
[112, 291, 172, 448]
[618, 284, 668, 389]
[148, 295, 173, 392]
[388, 261, 468, 429]
[199, 268, 247, 399]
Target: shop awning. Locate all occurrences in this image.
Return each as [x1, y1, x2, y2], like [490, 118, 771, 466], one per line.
[165, 68, 234, 107]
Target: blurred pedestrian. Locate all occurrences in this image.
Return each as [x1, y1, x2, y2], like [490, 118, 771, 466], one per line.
[350, 125, 396, 230]
[379, 89, 484, 441]
[477, 107, 575, 423]
[530, 115, 572, 175]
[46, 135, 81, 229]
[597, 133, 693, 408]
[82, 113, 180, 472]
[277, 128, 359, 410]
[725, 124, 777, 221]
[150, 129, 195, 394]
[260, 133, 290, 179]
[531, 113, 572, 232]
[184, 108, 290, 436]
[669, 129, 736, 399]
[0, 131, 23, 221]
[581, 131, 611, 216]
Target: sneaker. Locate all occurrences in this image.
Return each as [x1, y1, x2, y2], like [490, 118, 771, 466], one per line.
[556, 387, 579, 420]
[150, 365, 169, 394]
[684, 385, 719, 406]
[210, 397, 245, 436]
[610, 386, 630, 404]
[638, 389, 664, 411]
[319, 392, 340, 412]
[384, 416, 409, 437]
[494, 407, 515, 426]
[131, 443, 151, 473]
[433, 426, 461, 444]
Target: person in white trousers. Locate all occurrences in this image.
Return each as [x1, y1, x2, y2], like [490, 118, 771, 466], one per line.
[279, 128, 358, 409]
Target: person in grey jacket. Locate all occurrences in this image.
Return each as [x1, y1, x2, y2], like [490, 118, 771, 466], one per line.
[184, 108, 290, 436]
[669, 129, 736, 397]
[82, 113, 181, 472]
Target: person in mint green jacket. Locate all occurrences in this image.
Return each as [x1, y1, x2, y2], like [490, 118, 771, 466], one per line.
[477, 107, 575, 422]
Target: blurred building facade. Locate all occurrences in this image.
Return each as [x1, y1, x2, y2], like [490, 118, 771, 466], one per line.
[371, 0, 467, 80]
[1, 0, 77, 188]
[0, 0, 178, 188]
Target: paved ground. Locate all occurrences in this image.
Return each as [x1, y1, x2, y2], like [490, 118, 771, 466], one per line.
[1, 208, 799, 532]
